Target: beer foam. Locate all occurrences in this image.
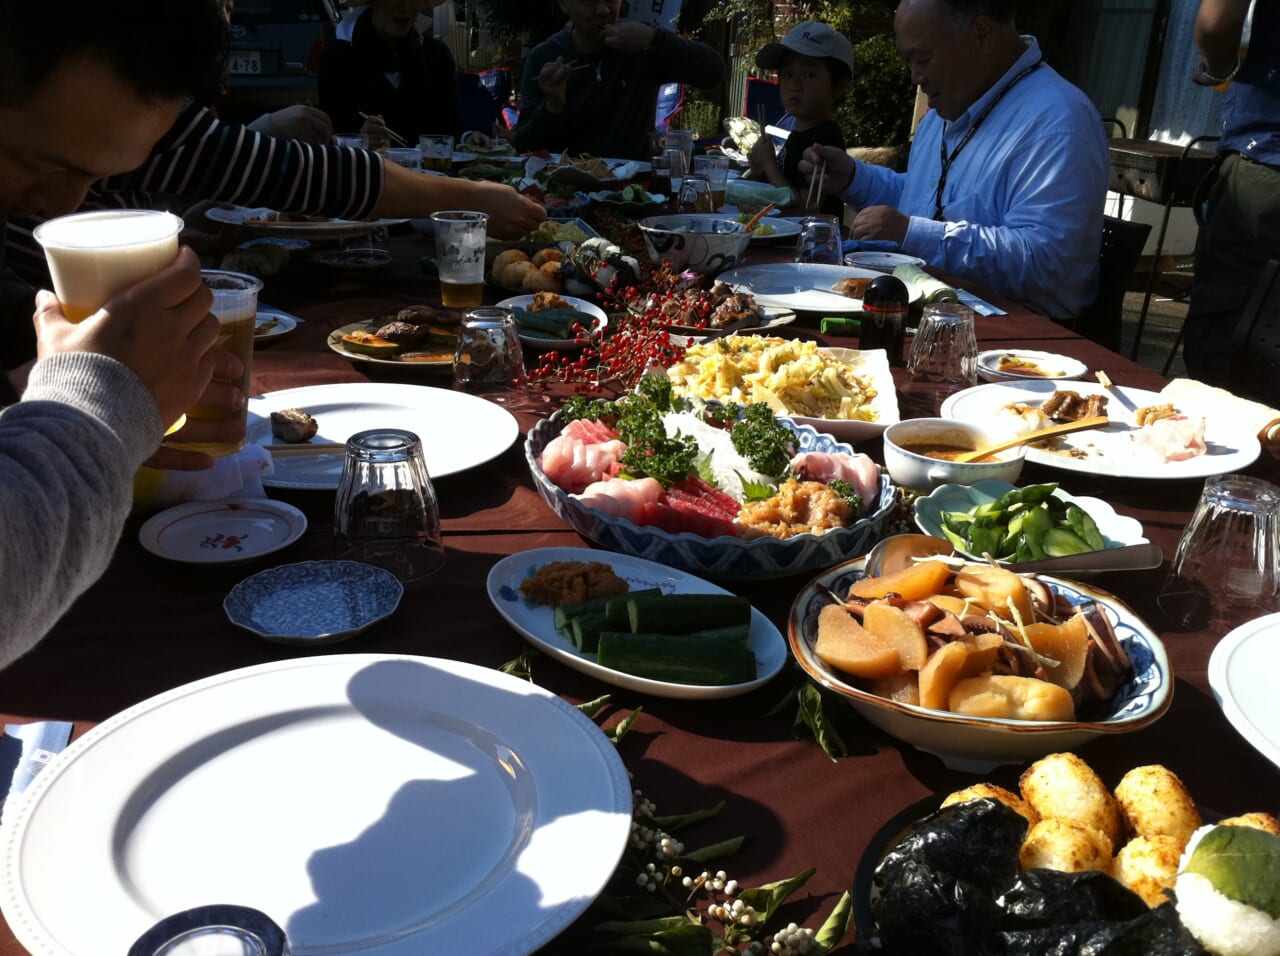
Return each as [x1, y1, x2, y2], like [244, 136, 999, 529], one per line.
[35, 210, 182, 249]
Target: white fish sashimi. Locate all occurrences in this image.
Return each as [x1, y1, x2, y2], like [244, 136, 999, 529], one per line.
[790, 451, 881, 507]
[538, 435, 626, 493]
[1133, 416, 1207, 462]
[575, 476, 664, 523]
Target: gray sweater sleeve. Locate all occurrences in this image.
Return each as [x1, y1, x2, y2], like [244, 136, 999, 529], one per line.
[0, 353, 162, 665]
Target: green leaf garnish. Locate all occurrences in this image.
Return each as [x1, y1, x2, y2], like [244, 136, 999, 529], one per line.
[795, 682, 847, 761]
[815, 890, 853, 952]
[652, 801, 725, 830]
[498, 648, 539, 680]
[576, 694, 612, 718]
[739, 475, 776, 502]
[682, 836, 745, 862]
[738, 867, 816, 923]
[1184, 825, 1280, 919]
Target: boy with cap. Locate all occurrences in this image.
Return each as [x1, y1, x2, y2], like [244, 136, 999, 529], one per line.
[748, 21, 853, 208]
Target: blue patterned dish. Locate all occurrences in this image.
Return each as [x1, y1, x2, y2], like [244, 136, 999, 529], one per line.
[224, 560, 404, 645]
[637, 215, 752, 277]
[788, 556, 1172, 772]
[526, 414, 895, 579]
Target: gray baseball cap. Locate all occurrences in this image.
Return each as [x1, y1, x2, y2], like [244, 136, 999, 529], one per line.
[756, 21, 855, 79]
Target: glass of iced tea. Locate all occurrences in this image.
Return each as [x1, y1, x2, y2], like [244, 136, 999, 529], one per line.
[167, 270, 262, 457]
[419, 134, 455, 173]
[692, 154, 729, 209]
[430, 211, 488, 308]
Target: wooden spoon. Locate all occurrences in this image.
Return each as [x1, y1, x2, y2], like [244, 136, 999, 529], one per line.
[953, 415, 1110, 463]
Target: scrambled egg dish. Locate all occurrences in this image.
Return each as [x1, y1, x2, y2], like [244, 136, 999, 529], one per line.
[667, 336, 879, 421]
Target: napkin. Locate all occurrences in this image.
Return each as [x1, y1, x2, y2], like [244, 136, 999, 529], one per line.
[133, 444, 274, 511]
[724, 180, 793, 210]
[893, 264, 959, 304]
[1161, 378, 1280, 445]
[842, 238, 902, 255]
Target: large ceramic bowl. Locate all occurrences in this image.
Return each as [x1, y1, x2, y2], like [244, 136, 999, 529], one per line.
[637, 215, 751, 276]
[883, 417, 1026, 491]
[525, 414, 896, 579]
[788, 556, 1172, 773]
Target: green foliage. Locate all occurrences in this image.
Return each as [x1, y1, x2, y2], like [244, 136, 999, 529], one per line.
[677, 87, 723, 140]
[838, 32, 914, 151]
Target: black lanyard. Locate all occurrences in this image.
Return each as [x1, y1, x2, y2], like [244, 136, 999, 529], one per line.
[932, 58, 1043, 221]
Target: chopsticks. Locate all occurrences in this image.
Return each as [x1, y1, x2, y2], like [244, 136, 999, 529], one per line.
[261, 443, 347, 457]
[357, 112, 409, 148]
[805, 159, 827, 212]
[1095, 369, 1138, 413]
[955, 415, 1110, 463]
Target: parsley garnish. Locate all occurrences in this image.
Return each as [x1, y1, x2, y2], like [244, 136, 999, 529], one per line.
[828, 479, 863, 518]
[730, 404, 795, 478]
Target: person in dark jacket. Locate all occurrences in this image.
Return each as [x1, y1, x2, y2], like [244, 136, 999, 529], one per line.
[319, 0, 463, 144]
[513, 0, 724, 160]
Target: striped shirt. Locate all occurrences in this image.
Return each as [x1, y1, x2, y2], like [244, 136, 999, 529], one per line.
[5, 101, 386, 288]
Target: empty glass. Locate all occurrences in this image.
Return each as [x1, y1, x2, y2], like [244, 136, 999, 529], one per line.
[334, 429, 444, 584]
[454, 307, 525, 398]
[794, 215, 842, 264]
[660, 129, 695, 165]
[1158, 474, 1280, 631]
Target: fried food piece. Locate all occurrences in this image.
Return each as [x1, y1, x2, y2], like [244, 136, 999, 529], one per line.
[832, 277, 872, 299]
[530, 291, 569, 311]
[1041, 390, 1108, 423]
[1219, 812, 1280, 835]
[518, 560, 628, 608]
[531, 248, 565, 268]
[1112, 834, 1183, 907]
[941, 783, 1040, 828]
[269, 408, 318, 443]
[374, 320, 429, 346]
[395, 304, 460, 327]
[1114, 765, 1202, 845]
[1134, 403, 1178, 426]
[1019, 817, 1113, 873]
[1081, 394, 1109, 418]
[1019, 752, 1124, 853]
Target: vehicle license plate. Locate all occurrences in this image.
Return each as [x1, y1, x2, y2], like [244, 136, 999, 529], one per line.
[230, 52, 263, 75]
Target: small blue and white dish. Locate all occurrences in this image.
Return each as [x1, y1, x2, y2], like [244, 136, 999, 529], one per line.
[787, 555, 1172, 772]
[525, 413, 896, 579]
[224, 560, 403, 645]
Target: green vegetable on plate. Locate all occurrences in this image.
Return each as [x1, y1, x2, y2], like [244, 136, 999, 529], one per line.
[938, 482, 1106, 562]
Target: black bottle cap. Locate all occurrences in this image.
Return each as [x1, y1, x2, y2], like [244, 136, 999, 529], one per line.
[863, 274, 910, 308]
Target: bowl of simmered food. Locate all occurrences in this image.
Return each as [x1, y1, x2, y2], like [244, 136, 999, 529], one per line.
[787, 555, 1172, 772]
[883, 417, 1026, 490]
[637, 215, 752, 276]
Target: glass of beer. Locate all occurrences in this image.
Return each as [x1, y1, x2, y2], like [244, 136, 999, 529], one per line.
[430, 211, 487, 308]
[678, 174, 715, 214]
[650, 153, 672, 199]
[168, 270, 262, 457]
[419, 134, 455, 173]
[693, 154, 729, 209]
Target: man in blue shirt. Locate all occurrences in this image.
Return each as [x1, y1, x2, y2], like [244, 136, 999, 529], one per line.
[1182, 0, 1280, 393]
[803, 0, 1109, 321]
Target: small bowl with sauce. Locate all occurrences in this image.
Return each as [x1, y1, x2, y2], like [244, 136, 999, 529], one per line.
[883, 418, 1026, 491]
[976, 349, 1088, 383]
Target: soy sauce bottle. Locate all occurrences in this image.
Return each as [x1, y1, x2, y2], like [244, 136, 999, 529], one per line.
[858, 275, 909, 366]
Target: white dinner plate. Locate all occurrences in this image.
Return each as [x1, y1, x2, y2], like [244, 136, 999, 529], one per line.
[254, 307, 300, 344]
[842, 251, 927, 272]
[486, 547, 787, 699]
[0, 654, 632, 955]
[674, 213, 802, 243]
[940, 380, 1262, 480]
[1209, 612, 1280, 771]
[716, 263, 924, 313]
[247, 383, 519, 489]
[496, 295, 607, 350]
[206, 205, 407, 239]
[138, 497, 307, 564]
[791, 346, 901, 441]
[976, 348, 1088, 382]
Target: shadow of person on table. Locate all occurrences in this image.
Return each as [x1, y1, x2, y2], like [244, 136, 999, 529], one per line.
[287, 657, 630, 951]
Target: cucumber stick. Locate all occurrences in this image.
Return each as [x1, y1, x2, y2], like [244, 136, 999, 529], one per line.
[626, 594, 751, 634]
[597, 632, 757, 685]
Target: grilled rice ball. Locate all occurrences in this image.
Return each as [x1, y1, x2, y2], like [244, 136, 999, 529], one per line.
[1112, 834, 1183, 908]
[1019, 752, 1125, 853]
[521, 267, 559, 293]
[491, 249, 529, 282]
[499, 259, 536, 288]
[531, 248, 564, 268]
[1219, 812, 1280, 835]
[941, 783, 1040, 828]
[1114, 765, 1202, 845]
[1019, 817, 1113, 873]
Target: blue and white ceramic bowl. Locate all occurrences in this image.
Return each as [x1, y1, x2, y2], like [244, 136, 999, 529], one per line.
[224, 560, 404, 645]
[637, 215, 751, 276]
[526, 414, 896, 579]
[788, 555, 1172, 772]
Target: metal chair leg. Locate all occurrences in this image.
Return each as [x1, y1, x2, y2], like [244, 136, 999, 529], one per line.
[1129, 201, 1175, 361]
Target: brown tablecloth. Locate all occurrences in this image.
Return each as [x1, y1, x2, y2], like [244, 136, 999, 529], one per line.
[3, 232, 1278, 954]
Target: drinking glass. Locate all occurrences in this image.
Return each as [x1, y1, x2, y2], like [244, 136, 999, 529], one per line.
[692, 154, 729, 209]
[903, 302, 978, 416]
[384, 147, 422, 170]
[334, 428, 444, 584]
[1158, 474, 1280, 631]
[166, 271, 262, 457]
[663, 147, 688, 197]
[128, 904, 288, 956]
[334, 134, 369, 149]
[660, 129, 695, 165]
[793, 215, 842, 264]
[650, 153, 672, 198]
[678, 174, 715, 214]
[454, 307, 525, 400]
[419, 134, 455, 173]
[430, 211, 487, 308]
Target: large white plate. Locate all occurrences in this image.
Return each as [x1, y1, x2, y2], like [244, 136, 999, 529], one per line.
[138, 497, 307, 564]
[675, 213, 802, 243]
[1209, 611, 1280, 770]
[206, 205, 407, 239]
[717, 263, 924, 313]
[0, 655, 632, 955]
[487, 547, 787, 699]
[940, 380, 1262, 480]
[247, 383, 519, 489]
[792, 346, 900, 441]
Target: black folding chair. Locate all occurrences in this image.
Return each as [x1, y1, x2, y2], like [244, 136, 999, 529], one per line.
[1071, 215, 1152, 353]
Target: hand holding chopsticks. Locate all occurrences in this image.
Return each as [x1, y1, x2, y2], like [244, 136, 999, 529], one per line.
[357, 112, 409, 148]
[805, 158, 827, 213]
